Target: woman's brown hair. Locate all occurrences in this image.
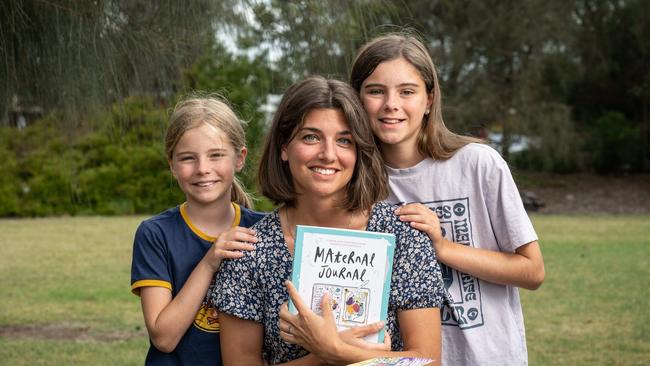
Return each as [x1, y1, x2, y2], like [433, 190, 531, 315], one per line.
[258, 76, 388, 212]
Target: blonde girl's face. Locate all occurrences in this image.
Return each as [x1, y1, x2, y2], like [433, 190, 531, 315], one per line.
[360, 57, 432, 150]
[169, 123, 246, 207]
[281, 108, 357, 203]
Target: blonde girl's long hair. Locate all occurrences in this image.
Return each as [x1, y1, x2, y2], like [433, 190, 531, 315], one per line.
[165, 95, 253, 208]
[350, 33, 483, 160]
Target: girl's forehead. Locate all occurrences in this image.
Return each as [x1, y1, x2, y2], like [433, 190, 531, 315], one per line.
[367, 57, 424, 84]
[175, 123, 232, 150]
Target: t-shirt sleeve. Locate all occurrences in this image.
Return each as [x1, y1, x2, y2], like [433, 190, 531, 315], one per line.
[208, 251, 264, 323]
[482, 149, 538, 252]
[391, 225, 452, 310]
[130, 221, 172, 295]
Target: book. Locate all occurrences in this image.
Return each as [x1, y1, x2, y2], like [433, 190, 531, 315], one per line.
[289, 225, 396, 343]
[348, 357, 434, 366]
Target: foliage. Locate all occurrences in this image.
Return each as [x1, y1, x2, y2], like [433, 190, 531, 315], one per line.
[234, 0, 648, 174]
[0, 0, 220, 121]
[569, 0, 650, 172]
[1, 0, 649, 217]
[586, 111, 642, 174]
[0, 97, 185, 217]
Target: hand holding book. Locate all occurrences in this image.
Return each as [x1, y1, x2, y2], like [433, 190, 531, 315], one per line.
[279, 280, 390, 360]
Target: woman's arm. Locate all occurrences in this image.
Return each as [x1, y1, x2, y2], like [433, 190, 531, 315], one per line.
[141, 227, 257, 352]
[219, 313, 265, 366]
[396, 204, 545, 290]
[221, 312, 329, 366]
[279, 281, 439, 365]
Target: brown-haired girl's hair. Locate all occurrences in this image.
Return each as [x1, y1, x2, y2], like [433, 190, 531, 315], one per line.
[165, 95, 253, 208]
[350, 33, 483, 160]
[258, 76, 388, 212]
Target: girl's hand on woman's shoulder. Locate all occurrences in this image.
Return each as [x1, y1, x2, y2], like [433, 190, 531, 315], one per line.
[395, 203, 446, 252]
[203, 226, 258, 271]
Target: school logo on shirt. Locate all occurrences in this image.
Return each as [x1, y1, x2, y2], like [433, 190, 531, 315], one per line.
[424, 197, 485, 330]
[194, 303, 220, 333]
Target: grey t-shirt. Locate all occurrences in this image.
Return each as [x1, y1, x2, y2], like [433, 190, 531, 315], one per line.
[386, 143, 538, 366]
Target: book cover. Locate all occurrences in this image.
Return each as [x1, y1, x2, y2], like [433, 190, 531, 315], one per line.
[348, 357, 434, 366]
[289, 225, 396, 343]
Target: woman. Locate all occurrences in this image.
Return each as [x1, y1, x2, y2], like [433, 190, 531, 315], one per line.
[208, 76, 450, 365]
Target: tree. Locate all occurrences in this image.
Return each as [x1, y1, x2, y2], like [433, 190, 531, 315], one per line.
[570, 0, 650, 172]
[0, 0, 220, 124]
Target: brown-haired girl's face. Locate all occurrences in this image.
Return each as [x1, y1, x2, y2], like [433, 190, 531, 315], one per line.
[170, 123, 246, 207]
[280, 108, 356, 203]
[360, 57, 432, 149]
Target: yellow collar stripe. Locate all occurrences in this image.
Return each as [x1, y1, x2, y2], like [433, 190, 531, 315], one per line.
[180, 202, 242, 242]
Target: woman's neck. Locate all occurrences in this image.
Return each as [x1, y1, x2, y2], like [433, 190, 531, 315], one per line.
[381, 141, 426, 169]
[184, 198, 234, 238]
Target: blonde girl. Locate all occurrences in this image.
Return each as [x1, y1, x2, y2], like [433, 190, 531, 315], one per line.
[130, 96, 264, 365]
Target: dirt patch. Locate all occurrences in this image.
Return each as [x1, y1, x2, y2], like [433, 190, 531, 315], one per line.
[517, 172, 650, 214]
[0, 323, 146, 342]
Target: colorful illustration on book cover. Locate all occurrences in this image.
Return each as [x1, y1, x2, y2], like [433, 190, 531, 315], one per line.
[311, 284, 343, 322]
[343, 287, 369, 323]
[311, 283, 370, 325]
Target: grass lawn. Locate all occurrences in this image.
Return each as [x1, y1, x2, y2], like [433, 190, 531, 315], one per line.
[1, 214, 648, 365]
[522, 214, 650, 365]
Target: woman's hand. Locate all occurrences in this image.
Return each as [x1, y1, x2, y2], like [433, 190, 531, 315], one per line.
[278, 281, 342, 356]
[203, 226, 258, 271]
[280, 299, 390, 351]
[339, 322, 391, 351]
[395, 203, 446, 255]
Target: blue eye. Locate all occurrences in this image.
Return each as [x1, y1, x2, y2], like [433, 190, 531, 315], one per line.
[303, 134, 319, 143]
[401, 89, 415, 96]
[337, 137, 353, 146]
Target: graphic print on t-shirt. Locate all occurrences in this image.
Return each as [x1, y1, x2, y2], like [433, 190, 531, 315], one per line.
[422, 197, 485, 329]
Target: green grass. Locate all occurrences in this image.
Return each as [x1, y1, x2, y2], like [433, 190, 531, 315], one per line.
[522, 214, 650, 365]
[1, 214, 648, 365]
[0, 216, 149, 365]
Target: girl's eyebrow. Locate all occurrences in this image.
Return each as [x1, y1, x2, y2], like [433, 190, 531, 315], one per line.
[363, 82, 421, 88]
[175, 147, 228, 155]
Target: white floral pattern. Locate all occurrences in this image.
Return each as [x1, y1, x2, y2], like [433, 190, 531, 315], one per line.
[208, 201, 451, 364]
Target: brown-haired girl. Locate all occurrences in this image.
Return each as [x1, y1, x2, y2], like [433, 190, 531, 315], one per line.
[351, 33, 545, 365]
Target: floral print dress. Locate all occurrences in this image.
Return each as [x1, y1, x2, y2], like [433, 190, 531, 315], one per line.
[208, 201, 451, 365]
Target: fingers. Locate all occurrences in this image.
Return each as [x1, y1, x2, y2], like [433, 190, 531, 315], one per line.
[383, 329, 391, 349]
[351, 321, 384, 337]
[278, 302, 291, 320]
[396, 204, 435, 222]
[213, 227, 258, 258]
[320, 292, 335, 323]
[394, 202, 429, 216]
[285, 281, 309, 315]
[217, 227, 258, 247]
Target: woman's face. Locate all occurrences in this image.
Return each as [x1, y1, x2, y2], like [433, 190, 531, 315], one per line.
[281, 108, 357, 203]
[360, 57, 432, 149]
